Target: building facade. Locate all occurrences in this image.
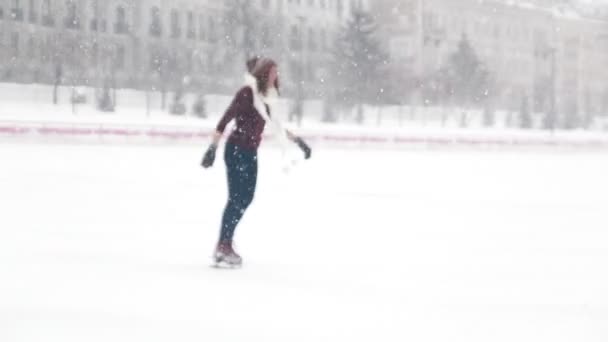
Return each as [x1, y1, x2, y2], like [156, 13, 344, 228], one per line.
[0, 0, 365, 95]
[373, 0, 608, 125]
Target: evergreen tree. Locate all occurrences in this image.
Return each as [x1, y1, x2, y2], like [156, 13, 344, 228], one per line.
[443, 34, 489, 109]
[332, 7, 387, 124]
[440, 34, 491, 127]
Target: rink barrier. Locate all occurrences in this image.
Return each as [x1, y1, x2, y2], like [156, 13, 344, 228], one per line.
[1, 120, 608, 149]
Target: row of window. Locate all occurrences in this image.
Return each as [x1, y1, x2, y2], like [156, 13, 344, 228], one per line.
[149, 7, 219, 42]
[289, 25, 329, 51]
[424, 13, 540, 44]
[1, 4, 336, 50]
[425, 10, 607, 55]
[5, 30, 127, 70]
[0, 3, 216, 41]
[283, 0, 356, 16]
[1, 5, 334, 50]
[285, 0, 333, 10]
[0, 0, 359, 26]
[3, 29, 328, 80]
[0, 1, 131, 35]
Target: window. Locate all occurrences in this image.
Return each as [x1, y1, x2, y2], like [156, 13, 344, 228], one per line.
[11, 32, 20, 57]
[262, 0, 270, 9]
[208, 18, 216, 42]
[170, 9, 180, 38]
[41, 0, 54, 26]
[149, 49, 163, 72]
[64, 0, 80, 29]
[198, 14, 205, 41]
[320, 29, 326, 49]
[29, 0, 37, 23]
[150, 6, 162, 37]
[289, 25, 300, 50]
[308, 28, 316, 51]
[187, 11, 195, 39]
[27, 36, 35, 58]
[90, 2, 106, 32]
[276, 0, 283, 14]
[306, 62, 313, 80]
[91, 42, 98, 65]
[0, 7, 4, 19]
[115, 44, 125, 69]
[337, 0, 342, 17]
[261, 24, 273, 48]
[114, 6, 128, 34]
[40, 37, 51, 62]
[11, 0, 24, 21]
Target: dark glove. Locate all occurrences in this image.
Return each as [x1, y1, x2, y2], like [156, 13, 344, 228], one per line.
[201, 143, 217, 168]
[294, 137, 311, 160]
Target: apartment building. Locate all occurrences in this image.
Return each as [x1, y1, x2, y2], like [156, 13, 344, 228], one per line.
[0, 0, 364, 94]
[373, 0, 608, 121]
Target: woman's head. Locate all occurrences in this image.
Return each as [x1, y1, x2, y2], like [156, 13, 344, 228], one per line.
[249, 57, 279, 95]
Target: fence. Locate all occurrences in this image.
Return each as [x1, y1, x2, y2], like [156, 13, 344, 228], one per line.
[2, 120, 608, 150]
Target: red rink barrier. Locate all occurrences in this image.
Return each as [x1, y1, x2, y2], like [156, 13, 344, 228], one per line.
[0, 125, 31, 135]
[1, 120, 608, 149]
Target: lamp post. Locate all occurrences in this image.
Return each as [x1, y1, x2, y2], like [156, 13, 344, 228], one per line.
[543, 14, 559, 133]
[294, 14, 306, 126]
[549, 46, 557, 132]
[289, 15, 306, 125]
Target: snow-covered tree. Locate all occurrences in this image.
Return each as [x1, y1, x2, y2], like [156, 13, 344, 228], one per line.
[223, 0, 264, 63]
[440, 34, 492, 126]
[331, 7, 388, 124]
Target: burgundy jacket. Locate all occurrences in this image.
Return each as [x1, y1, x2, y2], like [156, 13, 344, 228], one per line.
[216, 86, 269, 151]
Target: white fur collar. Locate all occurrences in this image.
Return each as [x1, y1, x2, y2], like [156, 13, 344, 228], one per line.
[243, 73, 289, 149]
[244, 73, 273, 122]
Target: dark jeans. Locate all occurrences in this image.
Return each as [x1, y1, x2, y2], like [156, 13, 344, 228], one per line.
[219, 143, 258, 243]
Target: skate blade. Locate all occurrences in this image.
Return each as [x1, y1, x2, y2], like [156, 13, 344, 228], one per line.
[211, 259, 242, 269]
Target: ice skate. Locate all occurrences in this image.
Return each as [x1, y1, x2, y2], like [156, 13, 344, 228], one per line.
[212, 241, 242, 268]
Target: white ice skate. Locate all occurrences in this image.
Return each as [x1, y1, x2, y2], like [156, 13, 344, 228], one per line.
[212, 241, 242, 269]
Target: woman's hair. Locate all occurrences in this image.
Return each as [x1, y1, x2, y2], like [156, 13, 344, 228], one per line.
[250, 57, 279, 95]
[246, 57, 259, 73]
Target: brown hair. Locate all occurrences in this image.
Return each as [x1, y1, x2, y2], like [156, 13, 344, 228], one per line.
[251, 58, 280, 96]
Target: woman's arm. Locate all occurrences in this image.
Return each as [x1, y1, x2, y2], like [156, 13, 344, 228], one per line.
[210, 131, 223, 146]
[285, 129, 296, 142]
[214, 87, 253, 144]
[202, 88, 251, 168]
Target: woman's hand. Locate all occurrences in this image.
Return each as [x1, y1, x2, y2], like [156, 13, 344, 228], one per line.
[201, 131, 224, 169]
[201, 143, 218, 168]
[293, 137, 311, 160]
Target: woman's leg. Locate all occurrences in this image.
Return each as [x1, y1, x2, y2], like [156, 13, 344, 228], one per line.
[219, 145, 258, 243]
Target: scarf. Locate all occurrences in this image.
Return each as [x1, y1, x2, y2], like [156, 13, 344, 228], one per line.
[243, 73, 290, 151]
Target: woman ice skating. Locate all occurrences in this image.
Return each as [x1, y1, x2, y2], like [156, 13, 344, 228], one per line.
[201, 57, 312, 267]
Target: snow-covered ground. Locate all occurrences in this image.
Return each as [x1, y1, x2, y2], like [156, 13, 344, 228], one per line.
[1, 143, 607, 342]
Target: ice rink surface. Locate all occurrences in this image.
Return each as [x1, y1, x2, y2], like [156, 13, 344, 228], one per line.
[1, 143, 607, 342]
